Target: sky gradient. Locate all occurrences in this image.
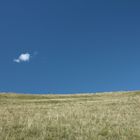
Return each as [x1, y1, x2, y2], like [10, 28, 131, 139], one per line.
[0, 0, 140, 94]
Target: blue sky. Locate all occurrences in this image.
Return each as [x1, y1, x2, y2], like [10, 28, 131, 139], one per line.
[0, 0, 140, 94]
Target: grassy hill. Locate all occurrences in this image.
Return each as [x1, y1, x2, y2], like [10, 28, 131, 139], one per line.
[0, 91, 140, 140]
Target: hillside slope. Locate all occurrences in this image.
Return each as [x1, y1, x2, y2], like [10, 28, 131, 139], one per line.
[0, 91, 140, 140]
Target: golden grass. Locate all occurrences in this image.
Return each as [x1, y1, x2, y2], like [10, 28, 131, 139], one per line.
[0, 91, 140, 140]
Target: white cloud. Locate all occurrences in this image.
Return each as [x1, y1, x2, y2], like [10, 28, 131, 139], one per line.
[14, 59, 20, 63]
[14, 53, 30, 63]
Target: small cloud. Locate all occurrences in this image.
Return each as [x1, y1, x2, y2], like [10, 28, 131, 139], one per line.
[14, 53, 30, 63]
[14, 59, 20, 63]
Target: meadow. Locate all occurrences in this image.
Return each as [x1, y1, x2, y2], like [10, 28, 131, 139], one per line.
[0, 91, 140, 140]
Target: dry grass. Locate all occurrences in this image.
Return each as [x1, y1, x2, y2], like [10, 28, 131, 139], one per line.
[0, 91, 140, 140]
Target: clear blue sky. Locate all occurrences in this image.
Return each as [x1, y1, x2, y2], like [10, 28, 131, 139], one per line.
[0, 0, 140, 94]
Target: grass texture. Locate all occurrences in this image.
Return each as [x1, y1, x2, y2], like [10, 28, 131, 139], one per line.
[0, 91, 140, 140]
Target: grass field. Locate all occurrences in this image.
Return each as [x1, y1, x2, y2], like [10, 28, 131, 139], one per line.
[0, 91, 140, 140]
